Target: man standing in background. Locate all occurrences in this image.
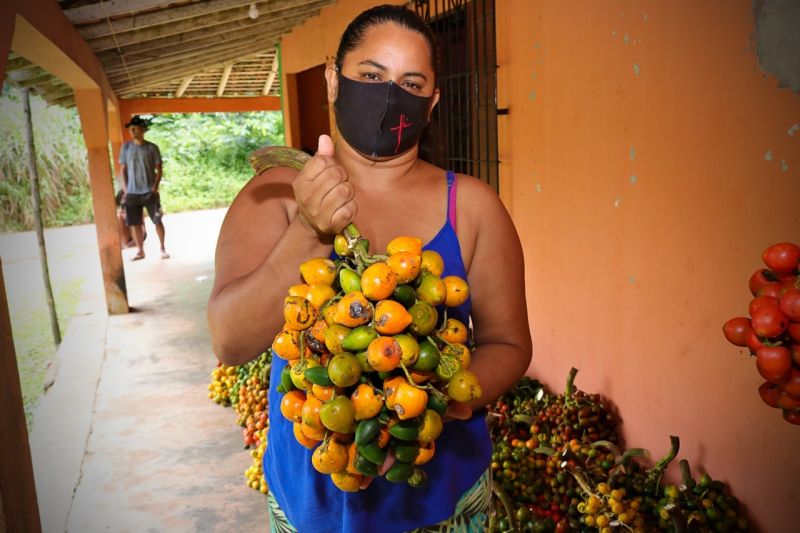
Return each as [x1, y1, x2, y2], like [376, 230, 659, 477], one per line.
[119, 115, 169, 260]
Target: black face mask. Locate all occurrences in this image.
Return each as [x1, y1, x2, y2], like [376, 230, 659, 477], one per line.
[334, 74, 432, 159]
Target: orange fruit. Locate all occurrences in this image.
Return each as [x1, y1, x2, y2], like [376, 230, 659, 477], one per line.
[386, 252, 422, 284]
[293, 422, 320, 449]
[331, 471, 362, 492]
[301, 420, 326, 441]
[360, 262, 398, 301]
[322, 301, 338, 326]
[383, 375, 405, 410]
[415, 272, 447, 306]
[312, 440, 348, 474]
[417, 409, 443, 442]
[300, 258, 337, 286]
[311, 384, 336, 402]
[280, 390, 306, 423]
[443, 276, 470, 307]
[334, 291, 373, 327]
[346, 442, 360, 474]
[272, 329, 300, 360]
[351, 383, 384, 420]
[376, 425, 390, 448]
[420, 250, 444, 277]
[284, 295, 317, 330]
[393, 381, 428, 420]
[288, 283, 310, 298]
[438, 318, 469, 344]
[366, 336, 402, 372]
[374, 300, 413, 335]
[387, 236, 423, 256]
[301, 394, 324, 431]
[306, 284, 337, 309]
[443, 343, 471, 370]
[409, 369, 433, 384]
[306, 320, 328, 350]
[414, 440, 435, 465]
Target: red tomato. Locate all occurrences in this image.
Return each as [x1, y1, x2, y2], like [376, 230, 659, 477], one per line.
[790, 343, 800, 366]
[758, 381, 781, 408]
[789, 323, 800, 343]
[750, 304, 788, 338]
[749, 295, 778, 316]
[762, 242, 800, 275]
[756, 282, 785, 299]
[749, 268, 777, 296]
[777, 392, 800, 410]
[782, 409, 800, 425]
[778, 288, 800, 321]
[756, 346, 792, 383]
[722, 317, 752, 347]
[747, 329, 766, 354]
[780, 368, 800, 398]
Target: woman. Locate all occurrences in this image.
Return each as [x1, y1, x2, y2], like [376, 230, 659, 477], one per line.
[207, 5, 531, 531]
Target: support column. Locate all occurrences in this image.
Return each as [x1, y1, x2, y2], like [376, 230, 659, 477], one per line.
[0, 2, 15, 86]
[74, 88, 129, 315]
[282, 71, 301, 148]
[0, 259, 43, 533]
[108, 100, 125, 184]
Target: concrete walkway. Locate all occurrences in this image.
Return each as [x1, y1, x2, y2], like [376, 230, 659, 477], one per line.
[10, 209, 268, 532]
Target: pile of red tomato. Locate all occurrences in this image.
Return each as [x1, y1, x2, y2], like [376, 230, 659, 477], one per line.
[723, 242, 800, 425]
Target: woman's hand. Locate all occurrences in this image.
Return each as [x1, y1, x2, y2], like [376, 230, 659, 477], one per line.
[292, 134, 357, 237]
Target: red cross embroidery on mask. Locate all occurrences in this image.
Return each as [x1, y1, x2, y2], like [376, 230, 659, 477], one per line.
[390, 114, 413, 154]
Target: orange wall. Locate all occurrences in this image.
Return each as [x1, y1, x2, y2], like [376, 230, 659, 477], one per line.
[278, 0, 799, 529]
[497, 1, 799, 531]
[296, 64, 331, 152]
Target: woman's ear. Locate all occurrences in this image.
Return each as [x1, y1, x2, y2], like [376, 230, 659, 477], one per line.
[325, 66, 339, 103]
[427, 88, 441, 121]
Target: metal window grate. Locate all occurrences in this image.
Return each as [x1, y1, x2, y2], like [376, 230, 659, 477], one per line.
[415, 0, 499, 191]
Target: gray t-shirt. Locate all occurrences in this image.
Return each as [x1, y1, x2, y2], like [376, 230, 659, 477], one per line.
[119, 140, 162, 194]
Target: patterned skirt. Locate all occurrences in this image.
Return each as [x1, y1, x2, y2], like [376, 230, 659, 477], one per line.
[267, 469, 493, 533]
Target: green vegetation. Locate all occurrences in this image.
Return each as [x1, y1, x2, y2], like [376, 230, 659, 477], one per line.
[0, 84, 285, 231]
[0, 86, 92, 232]
[12, 278, 84, 430]
[143, 112, 284, 214]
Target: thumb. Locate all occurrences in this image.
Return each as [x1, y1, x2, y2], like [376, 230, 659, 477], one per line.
[316, 134, 334, 157]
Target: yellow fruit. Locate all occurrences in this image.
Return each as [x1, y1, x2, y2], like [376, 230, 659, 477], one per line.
[299, 258, 337, 286]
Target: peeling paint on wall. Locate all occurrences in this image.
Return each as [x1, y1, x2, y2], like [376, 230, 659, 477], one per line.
[624, 34, 630, 45]
[630, 174, 638, 184]
[633, 63, 641, 76]
[753, 0, 800, 92]
[765, 149, 773, 161]
[614, 197, 622, 208]
[529, 90, 537, 100]
[535, 183, 542, 193]
[781, 159, 789, 172]
[788, 123, 799, 136]
[643, 13, 649, 21]
[629, 146, 636, 161]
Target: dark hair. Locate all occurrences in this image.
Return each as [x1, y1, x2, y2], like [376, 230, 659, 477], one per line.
[335, 4, 439, 84]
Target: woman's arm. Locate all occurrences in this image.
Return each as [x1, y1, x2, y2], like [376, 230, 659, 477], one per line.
[459, 178, 533, 410]
[207, 139, 356, 365]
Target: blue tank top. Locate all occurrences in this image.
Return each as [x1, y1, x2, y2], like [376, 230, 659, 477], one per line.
[264, 171, 492, 532]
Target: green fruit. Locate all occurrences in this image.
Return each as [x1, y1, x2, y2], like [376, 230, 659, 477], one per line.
[353, 452, 379, 476]
[357, 441, 387, 465]
[391, 442, 420, 463]
[355, 418, 381, 446]
[354, 351, 374, 372]
[434, 353, 462, 381]
[319, 396, 355, 433]
[385, 462, 414, 483]
[407, 468, 428, 488]
[280, 365, 294, 391]
[339, 268, 362, 293]
[408, 301, 438, 336]
[392, 285, 417, 307]
[388, 420, 419, 441]
[412, 338, 440, 371]
[426, 392, 448, 417]
[327, 353, 362, 387]
[303, 365, 332, 386]
[342, 326, 379, 352]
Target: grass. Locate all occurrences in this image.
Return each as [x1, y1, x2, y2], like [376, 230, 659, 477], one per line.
[11, 278, 85, 430]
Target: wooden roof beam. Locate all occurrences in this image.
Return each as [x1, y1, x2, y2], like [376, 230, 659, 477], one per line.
[93, 2, 324, 57]
[103, 33, 282, 79]
[217, 64, 233, 97]
[113, 42, 282, 94]
[262, 54, 279, 95]
[64, 0, 181, 26]
[175, 75, 194, 98]
[85, 0, 329, 51]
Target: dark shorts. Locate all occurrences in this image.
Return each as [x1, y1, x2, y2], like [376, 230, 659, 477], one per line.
[124, 192, 163, 226]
